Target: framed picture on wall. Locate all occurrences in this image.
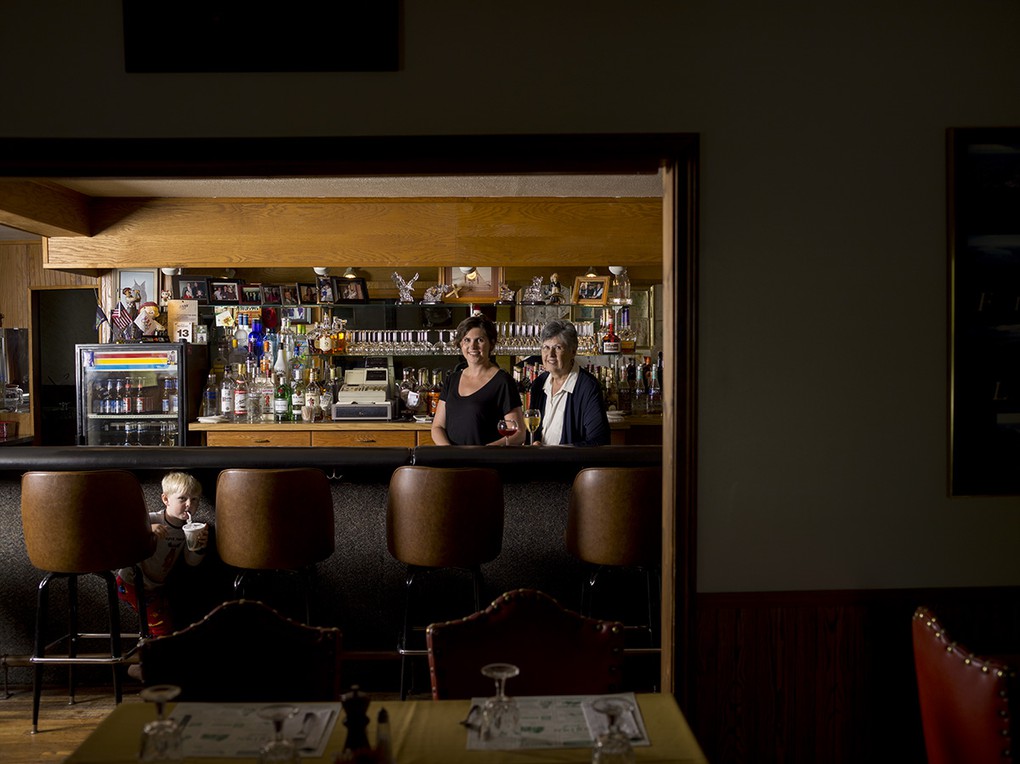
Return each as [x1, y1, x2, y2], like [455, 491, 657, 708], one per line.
[116, 269, 159, 306]
[316, 275, 336, 304]
[239, 284, 263, 305]
[261, 284, 283, 305]
[280, 284, 300, 306]
[171, 275, 209, 303]
[298, 283, 318, 305]
[336, 277, 369, 304]
[573, 275, 610, 306]
[209, 280, 240, 305]
[439, 267, 503, 303]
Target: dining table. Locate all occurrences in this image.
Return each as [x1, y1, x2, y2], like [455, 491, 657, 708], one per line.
[64, 692, 708, 764]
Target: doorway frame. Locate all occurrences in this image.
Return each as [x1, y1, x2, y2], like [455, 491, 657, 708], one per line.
[0, 133, 699, 705]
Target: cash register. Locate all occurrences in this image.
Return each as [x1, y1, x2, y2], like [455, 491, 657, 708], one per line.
[331, 364, 395, 420]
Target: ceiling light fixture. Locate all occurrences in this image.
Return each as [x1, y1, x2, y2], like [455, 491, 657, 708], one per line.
[160, 267, 182, 276]
[343, 267, 357, 279]
[459, 266, 478, 281]
[313, 267, 330, 276]
[584, 266, 598, 278]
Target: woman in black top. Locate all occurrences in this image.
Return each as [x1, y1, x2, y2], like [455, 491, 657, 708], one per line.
[431, 314, 524, 445]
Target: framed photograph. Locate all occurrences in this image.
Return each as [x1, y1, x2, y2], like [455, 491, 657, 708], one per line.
[336, 277, 369, 304]
[439, 267, 504, 303]
[574, 275, 610, 306]
[209, 279, 240, 304]
[171, 275, 209, 303]
[298, 282, 318, 305]
[280, 284, 300, 306]
[239, 283, 263, 305]
[317, 275, 336, 304]
[284, 307, 309, 323]
[261, 284, 283, 305]
[116, 268, 159, 306]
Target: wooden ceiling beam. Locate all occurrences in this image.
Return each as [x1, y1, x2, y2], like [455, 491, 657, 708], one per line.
[0, 180, 91, 237]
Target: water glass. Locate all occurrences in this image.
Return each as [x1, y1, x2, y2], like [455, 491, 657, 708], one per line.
[138, 684, 183, 762]
[479, 663, 520, 742]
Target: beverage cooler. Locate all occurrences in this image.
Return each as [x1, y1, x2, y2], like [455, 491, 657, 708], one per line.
[75, 343, 209, 446]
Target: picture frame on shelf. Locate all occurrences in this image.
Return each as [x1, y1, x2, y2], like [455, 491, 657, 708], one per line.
[574, 275, 610, 306]
[283, 307, 309, 323]
[261, 284, 283, 305]
[317, 275, 336, 304]
[209, 279, 240, 305]
[336, 277, 369, 304]
[280, 284, 300, 306]
[171, 275, 209, 303]
[439, 266, 504, 303]
[117, 268, 159, 306]
[239, 284, 262, 305]
[298, 283, 318, 305]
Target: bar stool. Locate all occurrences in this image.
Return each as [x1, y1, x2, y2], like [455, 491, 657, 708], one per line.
[21, 470, 155, 733]
[214, 468, 335, 624]
[566, 466, 662, 645]
[386, 465, 504, 699]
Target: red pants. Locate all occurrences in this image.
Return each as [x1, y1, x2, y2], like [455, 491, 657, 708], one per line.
[116, 575, 173, 637]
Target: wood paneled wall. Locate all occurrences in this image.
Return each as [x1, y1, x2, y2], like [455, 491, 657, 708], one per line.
[0, 239, 99, 328]
[692, 587, 1020, 764]
[0, 239, 100, 438]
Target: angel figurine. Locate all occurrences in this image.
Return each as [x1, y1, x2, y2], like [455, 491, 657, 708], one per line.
[522, 276, 544, 304]
[392, 271, 419, 304]
[422, 283, 448, 304]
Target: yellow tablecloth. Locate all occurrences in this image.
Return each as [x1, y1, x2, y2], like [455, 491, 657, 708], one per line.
[65, 693, 707, 764]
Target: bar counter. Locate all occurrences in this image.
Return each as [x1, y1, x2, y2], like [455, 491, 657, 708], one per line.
[188, 415, 664, 447]
[0, 445, 661, 686]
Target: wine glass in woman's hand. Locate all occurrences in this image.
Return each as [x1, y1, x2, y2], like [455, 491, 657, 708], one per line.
[497, 419, 518, 445]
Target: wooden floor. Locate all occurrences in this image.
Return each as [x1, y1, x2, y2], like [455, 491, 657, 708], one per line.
[0, 684, 137, 764]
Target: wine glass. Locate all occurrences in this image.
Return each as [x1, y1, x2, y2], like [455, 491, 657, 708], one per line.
[479, 663, 520, 742]
[138, 684, 183, 762]
[523, 408, 541, 445]
[496, 418, 519, 445]
[257, 704, 300, 763]
[590, 697, 636, 764]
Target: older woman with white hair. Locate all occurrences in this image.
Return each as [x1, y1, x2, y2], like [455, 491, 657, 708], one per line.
[530, 319, 611, 446]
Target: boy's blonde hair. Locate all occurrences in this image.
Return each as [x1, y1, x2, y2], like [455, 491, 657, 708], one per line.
[162, 472, 202, 497]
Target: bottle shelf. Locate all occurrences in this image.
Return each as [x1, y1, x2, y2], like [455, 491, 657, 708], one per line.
[87, 413, 178, 420]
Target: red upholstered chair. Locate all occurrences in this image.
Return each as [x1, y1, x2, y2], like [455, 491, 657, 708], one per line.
[426, 589, 625, 700]
[912, 606, 1016, 764]
[139, 599, 342, 702]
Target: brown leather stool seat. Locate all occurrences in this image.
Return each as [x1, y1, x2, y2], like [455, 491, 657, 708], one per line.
[566, 467, 662, 645]
[20, 470, 155, 733]
[386, 465, 504, 699]
[214, 468, 335, 624]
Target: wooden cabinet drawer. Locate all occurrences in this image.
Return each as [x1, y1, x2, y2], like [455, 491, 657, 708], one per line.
[206, 431, 312, 447]
[312, 431, 416, 447]
[416, 430, 437, 447]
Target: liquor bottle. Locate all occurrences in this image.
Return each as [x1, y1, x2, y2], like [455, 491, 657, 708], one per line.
[291, 368, 306, 419]
[304, 367, 322, 422]
[247, 317, 264, 364]
[201, 372, 219, 417]
[274, 372, 293, 423]
[233, 363, 249, 422]
[416, 368, 431, 415]
[316, 322, 333, 354]
[263, 324, 278, 366]
[398, 368, 418, 418]
[332, 321, 347, 355]
[618, 308, 637, 354]
[601, 320, 621, 354]
[220, 366, 236, 419]
[320, 367, 337, 419]
[427, 370, 443, 417]
[234, 314, 248, 350]
[279, 318, 295, 363]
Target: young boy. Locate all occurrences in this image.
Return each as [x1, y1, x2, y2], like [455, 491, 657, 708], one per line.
[117, 472, 208, 645]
